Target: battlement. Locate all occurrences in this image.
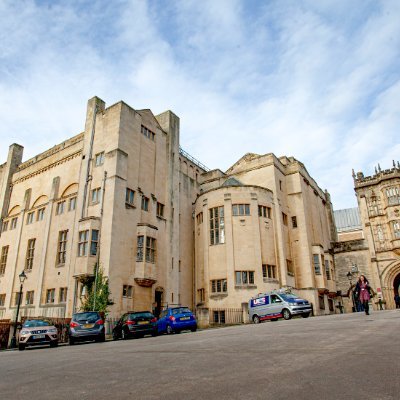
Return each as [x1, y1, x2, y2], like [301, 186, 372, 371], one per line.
[353, 161, 400, 188]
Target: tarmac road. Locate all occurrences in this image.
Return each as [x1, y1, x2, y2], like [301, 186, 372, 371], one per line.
[0, 310, 399, 400]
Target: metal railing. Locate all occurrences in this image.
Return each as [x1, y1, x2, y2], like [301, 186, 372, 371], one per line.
[179, 147, 210, 172]
[209, 308, 243, 325]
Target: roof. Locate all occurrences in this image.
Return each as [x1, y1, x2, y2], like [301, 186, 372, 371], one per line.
[222, 177, 244, 187]
[334, 208, 362, 232]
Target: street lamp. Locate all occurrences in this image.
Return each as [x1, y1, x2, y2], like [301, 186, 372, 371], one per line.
[10, 270, 27, 349]
[347, 271, 356, 312]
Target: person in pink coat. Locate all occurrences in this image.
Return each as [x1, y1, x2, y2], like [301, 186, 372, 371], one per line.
[355, 275, 371, 315]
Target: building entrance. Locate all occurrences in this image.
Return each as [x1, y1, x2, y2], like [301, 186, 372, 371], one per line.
[154, 288, 164, 318]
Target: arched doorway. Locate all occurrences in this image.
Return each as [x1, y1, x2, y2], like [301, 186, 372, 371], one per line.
[394, 273, 400, 295]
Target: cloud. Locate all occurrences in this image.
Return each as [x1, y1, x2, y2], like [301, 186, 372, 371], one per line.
[0, 0, 399, 210]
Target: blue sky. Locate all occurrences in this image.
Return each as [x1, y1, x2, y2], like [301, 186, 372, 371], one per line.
[1, 0, 399, 209]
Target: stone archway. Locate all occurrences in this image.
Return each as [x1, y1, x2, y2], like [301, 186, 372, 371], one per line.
[393, 273, 400, 296]
[382, 262, 400, 309]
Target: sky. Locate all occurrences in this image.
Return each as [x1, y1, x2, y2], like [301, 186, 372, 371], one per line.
[0, 0, 399, 210]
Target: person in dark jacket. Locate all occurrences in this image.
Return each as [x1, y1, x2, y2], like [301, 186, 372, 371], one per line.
[394, 293, 400, 309]
[355, 275, 371, 315]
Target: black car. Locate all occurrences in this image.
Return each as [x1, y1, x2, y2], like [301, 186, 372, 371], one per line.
[69, 311, 105, 345]
[112, 311, 158, 340]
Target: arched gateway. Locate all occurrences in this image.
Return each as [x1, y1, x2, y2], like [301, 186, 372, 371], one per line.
[381, 262, 400, 309]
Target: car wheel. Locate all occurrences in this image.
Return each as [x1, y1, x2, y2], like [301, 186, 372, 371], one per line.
[121, 329, 129, 340]
[69, 337, 75, 346]
[50, 341, 58, 348]
[282, 309, 292, 320]
[112, 331, 119, 341]
[191, 326, 197, 332]
[151, 331, 158, 337]
[253, 315, 260, 324]
[166, 325, 173, 335]
[302, 313, 310, 318]
[18, 344, 25, 351]
[96, 333, 106, 342]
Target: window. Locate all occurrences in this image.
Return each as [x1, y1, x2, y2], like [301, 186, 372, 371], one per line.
[213, 310, 226, 324]
[46, 289, 55, 304]
[197, 288, 205, 302]
[386, 186, 400, 205]
[141, 125, 155, 141]
[78, 230, 89, 256]
[0, 294, 5, 307]
[210, 206, 225, 245]
[279, 180, 282, 191]
[69, 197, 77, 211]
[319, 295, 325, 310]
[313, 254, 321, 275]
[196, 212, 203, 224]
[15, 292, 22, 306]
[122, 285, 133, 297]
[1, 220, 8, 232]
[37, 208, 45, 221]
[156, 202, 165, 218]
[95, 152, 105, 166]
[258, 206, 271, 218]
[376, 225, 385, 241]
[232, 204, 250, 216]
[26, 212, 34, 224]
[25, 239, 36, 270]
[211, 279, 227, 293]
[126, 188, 135, 206]
[282, 212, 288, 226]
[91, 188, 101, 204]
[90, 230, 99, 256]
[26, 291, 34, 305]
[262, 264, 276, 279]
[57, 230, 68, 264]
[59, 287, 68, 303]
[325, 259, 331, 280]
[56, 201, 65, 215]
[368, 194, 381, 216]
[146, 237, 156, 263]
[286, 259, 294, 276]
[235, 271, 255, 285]
[0, 246, 9, 275]
[10, 217, 18, 230]
[291, 216, 297, 228]
[136, 236, 144, 261]
[141, 196, 149, 211]
[393, 221, 400, 239]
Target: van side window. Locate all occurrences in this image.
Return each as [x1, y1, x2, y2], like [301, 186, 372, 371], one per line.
[271, 295, 282, 303]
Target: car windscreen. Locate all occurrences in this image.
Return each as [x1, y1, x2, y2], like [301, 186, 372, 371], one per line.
[172, 307, 191, 315]
[130, 312, 153, 319]
[279, 294, 300, 301]
[73, 312, 100, 322]
[23, 320, 51, 328]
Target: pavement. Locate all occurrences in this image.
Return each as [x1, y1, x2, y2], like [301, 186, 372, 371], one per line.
[0, 310, 399, 400]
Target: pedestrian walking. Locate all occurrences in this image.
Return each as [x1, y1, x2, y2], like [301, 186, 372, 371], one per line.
[355, 275, 371, 315]
[394, 293, 400, 309]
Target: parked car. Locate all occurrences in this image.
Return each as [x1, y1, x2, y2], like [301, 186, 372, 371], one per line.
[112, 311, 158, 340]
[249, 290, 312, 323]
[157, 307, 197, 334]
[18, 319, 58, 350]
[69, 311, 105, 345]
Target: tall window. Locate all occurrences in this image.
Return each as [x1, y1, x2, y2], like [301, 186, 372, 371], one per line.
[235, 271, 255, 285]
[313, 254, 321, 275]
[57, 230, 68, 265]
[10, 217, 18, 230]
[262, 264, 276, 279]
[95, 152, 105, 166]
[141, 196, 149, 211]
[46, 289, 55, 304]
[211, 279, 227, 293]
[26, 291, 34, 305]
[1, 220, 8, 232]
[368, 195, 381, 216]
[210, 206, 225, 245]
[386, 186, 400, 205]
[393, 221, 400, 239]
[126, 188, 135, 206]
[0, 294, 5, 307]
[90, 230, 99, 256]
[56, 201, 65, 215]
[26, 212, 34, 224]
[146, 237, 156, 263]
[286, 259, 294, 276]
[291, 216, 298, 228]
[197, 288, 205, 302]
[196, 212, 203, 224]
[136, 236, 144, 261]
[282, 212, 288, 226]
[122, 285, 133, 297]
[156, 202, 165, 218]
[25, 239, 36, 270]
[37, 208, 45, 221]
[141, 125, 155, 140]
[15, 292, 22, 306]
[232, 204, 250, 216]
[0, 246, 9, 275]
[258, 205, 271, 218]
[78, 230, 89, 256]
[69, 197, 77, 211]
[91, 188, 101, 204]
[59, 287, 68, 303]
[325, 259, 331, 280]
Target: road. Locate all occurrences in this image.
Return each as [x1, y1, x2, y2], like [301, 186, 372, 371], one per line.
[0, 310, 399, 400]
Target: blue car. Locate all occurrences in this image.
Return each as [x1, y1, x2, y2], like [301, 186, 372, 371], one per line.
[157, 307, 197, 334]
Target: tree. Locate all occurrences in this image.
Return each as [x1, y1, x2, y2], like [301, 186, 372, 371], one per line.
[80, 264, 113, 316]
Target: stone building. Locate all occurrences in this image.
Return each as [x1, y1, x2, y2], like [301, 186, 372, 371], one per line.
[194, 153, 339, 321]
[0, 96, 339, 322]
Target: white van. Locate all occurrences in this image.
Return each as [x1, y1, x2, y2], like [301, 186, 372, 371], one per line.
[249, 290, 312, 323]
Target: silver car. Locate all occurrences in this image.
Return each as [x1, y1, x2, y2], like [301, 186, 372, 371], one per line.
[249, 291, 312, 323]
[18, 319, 58, 350]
